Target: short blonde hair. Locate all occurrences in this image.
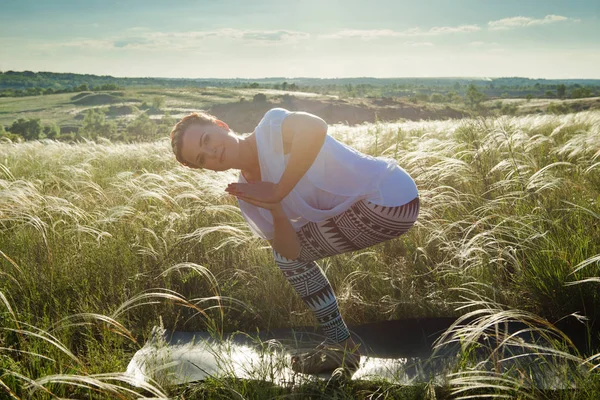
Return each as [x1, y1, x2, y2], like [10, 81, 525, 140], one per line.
[169, 112, 219, 169]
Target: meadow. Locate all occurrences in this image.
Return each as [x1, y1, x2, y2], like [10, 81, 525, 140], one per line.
[0, 86, 333, 130]
[1, 109, 599, 399]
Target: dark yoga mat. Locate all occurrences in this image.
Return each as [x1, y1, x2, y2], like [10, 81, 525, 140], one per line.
[163, 317, 461, 358]
[161, 315, 598, 358]
[126, 316, 598, 388]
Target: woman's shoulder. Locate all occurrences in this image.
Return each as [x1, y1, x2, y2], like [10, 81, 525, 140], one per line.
[265, 107, 292, 116]
[260, 108, 292, 125]
[256, 108, 294, 148]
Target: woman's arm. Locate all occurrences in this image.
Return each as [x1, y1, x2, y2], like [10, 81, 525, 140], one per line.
[275, 112, 327, 202]
[234, 193, 301, 260]
[268, 205, 301, 260]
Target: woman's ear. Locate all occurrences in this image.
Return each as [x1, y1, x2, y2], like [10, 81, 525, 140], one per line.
[215, 119, 230, 131]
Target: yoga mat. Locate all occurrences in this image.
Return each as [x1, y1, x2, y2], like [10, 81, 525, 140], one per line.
[125, 317, 594, 389]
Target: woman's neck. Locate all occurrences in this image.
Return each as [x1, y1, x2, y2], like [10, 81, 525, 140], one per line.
[240, 132, 260, 179]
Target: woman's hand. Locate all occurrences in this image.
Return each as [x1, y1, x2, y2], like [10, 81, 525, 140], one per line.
[226, 181, 281, 204]
[232, 193, 283, 212]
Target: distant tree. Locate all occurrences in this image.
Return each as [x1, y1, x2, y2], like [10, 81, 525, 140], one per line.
[250, 82, 260, 88]
[9, 118, 42, 140]
[151, 96, 165, 110]
[253, 93, 267, 103]
[570, 87, 592, 99]
[80, 109, 116, 140]
[445, 91, 460, 103]
[43, 123, 60, 139]
[429, 93, 444, 103]
[415, 92, 428, 102]
[156, 111, 176, 137]
[25, 87, 43, 96]
[127, 112, 157, 140]
[526, 94, 533, 102]
[281, 82, 288, 91]
[0, 124, 21, 141]
[288, 83, 298, 91]
[545, 90, 555, 98]
[99, 83, 120, 90]
[75, 83, 89, 92]
[92, 84, 115, 90]
[557, 84, 566, 99]
[466, 84, 486, 108]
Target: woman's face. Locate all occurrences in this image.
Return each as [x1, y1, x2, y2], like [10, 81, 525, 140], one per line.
[180, 122, 239, 171]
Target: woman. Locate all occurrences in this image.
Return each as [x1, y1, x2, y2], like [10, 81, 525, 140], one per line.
[170, 107, 419, 375]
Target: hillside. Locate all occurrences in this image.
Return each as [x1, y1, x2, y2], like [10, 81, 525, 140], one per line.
[208, 96, 468, 134]
[0, 87, 470, 135]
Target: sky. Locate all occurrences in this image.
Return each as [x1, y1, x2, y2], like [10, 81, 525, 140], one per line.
[1, 0, 599, 79]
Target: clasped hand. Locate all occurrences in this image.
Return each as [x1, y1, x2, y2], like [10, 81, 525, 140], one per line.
[225, 181, 282, 211]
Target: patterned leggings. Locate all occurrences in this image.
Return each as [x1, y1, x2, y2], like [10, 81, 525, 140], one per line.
[272, 196, 420, 344]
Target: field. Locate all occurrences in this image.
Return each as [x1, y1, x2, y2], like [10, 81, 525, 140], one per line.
[1, 109, 600, 398]
[0, 87, 338, 130]
[3, 84, 600, 147]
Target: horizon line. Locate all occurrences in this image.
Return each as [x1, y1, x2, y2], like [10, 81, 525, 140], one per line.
[2, 70, 600, 81]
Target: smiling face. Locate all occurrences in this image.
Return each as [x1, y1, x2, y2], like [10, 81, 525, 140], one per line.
[179, 122, 240, 171]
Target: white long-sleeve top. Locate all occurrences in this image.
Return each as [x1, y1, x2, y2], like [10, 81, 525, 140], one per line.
[237, 107, 418, 240]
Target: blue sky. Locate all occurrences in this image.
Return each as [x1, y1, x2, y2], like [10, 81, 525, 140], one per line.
[1, 0, 599, 79]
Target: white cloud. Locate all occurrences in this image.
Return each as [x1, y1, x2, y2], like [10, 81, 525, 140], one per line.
[319, 29, 404, 40]
[36, 28, 310, 51]
[488, 14, 572, 30]
[406, 41, 434, 47]
[319, 24, 480, 40]
[242, 30, 309, 41]
[239, 30, 310, 46]
[52, 38, 115, 50]
[428, 25, 480, 35]
[126, 26, 152, 32]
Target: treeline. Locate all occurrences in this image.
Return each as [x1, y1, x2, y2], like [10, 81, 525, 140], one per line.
[318, 82, 599, 101]
[0, 109, 176, 143]
[4, 78, 598, 102]
[0, 70, 245, 92]
[2, 71, 599, 100]
[406, 83, 597, 104]
[0, 83, 122, 97]
[4, 71, 600, 89]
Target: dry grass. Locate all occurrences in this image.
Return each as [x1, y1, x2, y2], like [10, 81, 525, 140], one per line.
[1, 110, 599, 398]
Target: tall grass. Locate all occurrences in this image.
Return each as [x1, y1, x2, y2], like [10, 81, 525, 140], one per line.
[1, 111, 599, 398]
